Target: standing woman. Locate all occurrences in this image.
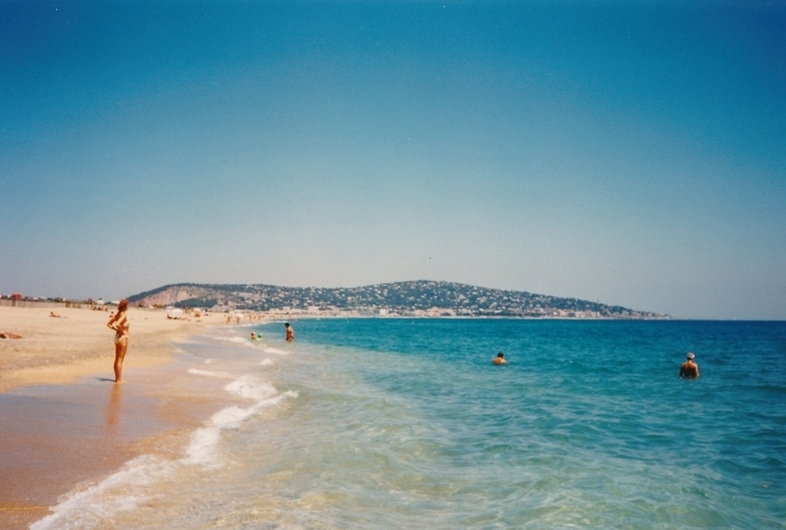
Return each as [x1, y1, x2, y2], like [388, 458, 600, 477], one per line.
[107, 299, 130, 383]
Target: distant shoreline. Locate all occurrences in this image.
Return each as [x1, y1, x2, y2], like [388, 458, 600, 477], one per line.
[0, 296, 673, 322]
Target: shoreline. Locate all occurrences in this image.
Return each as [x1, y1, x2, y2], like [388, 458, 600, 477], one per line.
[0, 305, 233, 529]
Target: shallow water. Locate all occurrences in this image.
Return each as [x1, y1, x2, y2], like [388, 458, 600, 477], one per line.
[32, 319, 786, 529]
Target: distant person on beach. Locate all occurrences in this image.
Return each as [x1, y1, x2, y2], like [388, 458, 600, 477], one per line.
[492, 352, 507, 365]
[285, 322, 294, 342]
[679, 352, 699, 379]
[107, 299, 130, 383]
[250, 332, 259, 341]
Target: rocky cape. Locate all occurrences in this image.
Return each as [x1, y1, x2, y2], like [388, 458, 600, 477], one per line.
[128, 281, 668, 319]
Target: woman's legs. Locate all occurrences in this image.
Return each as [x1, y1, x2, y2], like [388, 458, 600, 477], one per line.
[114, 338, 128, 383]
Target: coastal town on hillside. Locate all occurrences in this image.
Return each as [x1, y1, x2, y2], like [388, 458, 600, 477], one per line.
[120, 281, 668, 320]
[2, 281, 669, 320]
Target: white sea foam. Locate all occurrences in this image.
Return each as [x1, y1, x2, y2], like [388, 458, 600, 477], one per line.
[185, 376, 294, 467]
[225, 374, 277, 401]
[208, 334, 256, 348]
[31, 372, 295, 528]
[187, 368, 235, 378]
[260, 358, 275, 366]
[30, 455, 167, 530]
[184, 424, 223, 467]
[264, 346, 288, 355]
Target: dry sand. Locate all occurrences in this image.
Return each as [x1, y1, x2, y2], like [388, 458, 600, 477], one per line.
[0, 305, 219, 393]
[0, 305, 230, 529]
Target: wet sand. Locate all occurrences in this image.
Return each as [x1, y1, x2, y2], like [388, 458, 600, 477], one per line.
[0, 306, 233, 529]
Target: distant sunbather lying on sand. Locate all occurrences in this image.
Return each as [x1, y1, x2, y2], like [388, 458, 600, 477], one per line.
[0, 332, 22, 339]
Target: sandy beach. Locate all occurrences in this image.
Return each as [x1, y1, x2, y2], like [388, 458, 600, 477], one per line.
[0, 305, 219, 393]
[0, 305, 229, 529]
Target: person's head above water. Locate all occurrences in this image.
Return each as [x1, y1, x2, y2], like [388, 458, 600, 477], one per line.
[497, 352, 504, 358]
[687, 352, 695, 360]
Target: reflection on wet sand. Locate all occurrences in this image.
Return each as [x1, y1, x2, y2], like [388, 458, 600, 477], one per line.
[106, 384, 122, 432]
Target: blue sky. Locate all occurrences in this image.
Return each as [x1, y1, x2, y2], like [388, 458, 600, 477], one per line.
[2, 1, 785, 319]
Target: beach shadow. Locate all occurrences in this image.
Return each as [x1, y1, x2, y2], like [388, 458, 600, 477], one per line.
[96, 377, 116, 383]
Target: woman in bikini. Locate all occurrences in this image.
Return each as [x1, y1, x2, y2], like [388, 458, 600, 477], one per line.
[107, 299, 130, 383]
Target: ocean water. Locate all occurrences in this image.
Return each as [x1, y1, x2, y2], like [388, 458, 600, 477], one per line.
[32, 319, 786, 529]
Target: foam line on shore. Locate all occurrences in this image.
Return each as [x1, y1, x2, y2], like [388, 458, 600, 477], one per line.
[186, 368, 235, 378]
[30, 368, 296, 529]
[186, 376, 297, 467]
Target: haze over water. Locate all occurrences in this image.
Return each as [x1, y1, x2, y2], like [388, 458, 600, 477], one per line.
[33, 319, 786, 529]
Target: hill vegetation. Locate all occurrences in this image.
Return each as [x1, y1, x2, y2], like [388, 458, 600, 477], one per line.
[129, 281, 667, 319]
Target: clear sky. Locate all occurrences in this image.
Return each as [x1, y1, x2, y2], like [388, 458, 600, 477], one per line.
[2, 1, 785, 319]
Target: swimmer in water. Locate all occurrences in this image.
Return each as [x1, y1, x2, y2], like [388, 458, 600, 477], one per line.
[679, 352, 699, 379]
[492, 352, 507, 365]
[285, 322, 294, 342]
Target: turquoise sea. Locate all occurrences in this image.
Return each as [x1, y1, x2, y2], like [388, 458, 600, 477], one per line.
[33, 319, 786, 529]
